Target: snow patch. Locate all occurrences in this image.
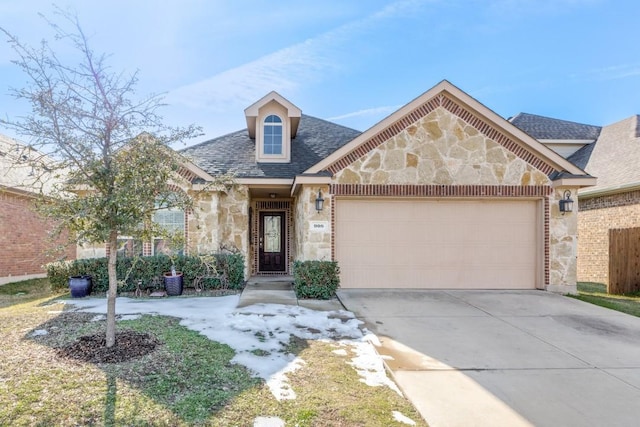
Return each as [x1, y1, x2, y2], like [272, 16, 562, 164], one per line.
[266, 357, 306, 400]
[253, 416, 285, 427]
[393, 410, 416, 425]
[66, 296, 400, 400]
[348, 334, 402, 396]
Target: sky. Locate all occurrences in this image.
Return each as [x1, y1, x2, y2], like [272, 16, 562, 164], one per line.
[1, 0, 639, 148]
[59, 294, 413, 424]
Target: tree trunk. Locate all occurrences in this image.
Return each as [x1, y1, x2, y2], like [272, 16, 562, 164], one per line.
[106, 229, 118, 348]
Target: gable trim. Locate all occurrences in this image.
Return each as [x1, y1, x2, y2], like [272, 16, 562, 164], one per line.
[307, 80, 586, 177]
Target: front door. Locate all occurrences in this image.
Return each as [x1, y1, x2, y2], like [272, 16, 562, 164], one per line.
[259, 212, 286, 272]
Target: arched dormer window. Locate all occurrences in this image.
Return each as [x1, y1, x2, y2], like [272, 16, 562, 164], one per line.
[263, 115, 283, 155]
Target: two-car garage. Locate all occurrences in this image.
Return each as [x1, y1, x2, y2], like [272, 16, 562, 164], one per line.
[334, 198, 542, 289]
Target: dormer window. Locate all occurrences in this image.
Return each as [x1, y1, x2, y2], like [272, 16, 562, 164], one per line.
[245, 91, 301, 164]
[264, 115, 283, 155]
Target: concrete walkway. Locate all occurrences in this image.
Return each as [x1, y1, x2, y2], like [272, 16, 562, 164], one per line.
[238, 277, 345, 311]
[337, 289, 640, 427]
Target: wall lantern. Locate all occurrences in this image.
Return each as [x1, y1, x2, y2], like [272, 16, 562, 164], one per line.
[559, 190, 574, 214]
[315, 190, 325, 213]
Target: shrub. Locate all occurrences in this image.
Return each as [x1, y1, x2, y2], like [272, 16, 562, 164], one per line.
[292, 260, 340, 300]
[46, 252, 245, 294]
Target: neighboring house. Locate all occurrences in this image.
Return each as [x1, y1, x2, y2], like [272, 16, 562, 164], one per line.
[163, 80, 593, 293]
[511, 113, 640, 286]
[0, 134, 75, 284]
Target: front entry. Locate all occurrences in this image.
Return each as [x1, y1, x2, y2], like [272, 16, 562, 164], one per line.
[259, 211, 286, 272]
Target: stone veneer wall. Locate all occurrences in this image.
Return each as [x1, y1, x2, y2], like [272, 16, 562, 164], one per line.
[188, 191, 220, 254]
[334, 107, 549, 186]
[577, 190, 640, 285]
[188, 186, 250, 276]
[218, 186, 250, 254]
[548, 188, 579, 293]
[330, 105, 577, 291]
[294, 185, 331, 261]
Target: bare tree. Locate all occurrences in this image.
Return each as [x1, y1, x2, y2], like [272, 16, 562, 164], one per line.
[1, 9, 201, 347]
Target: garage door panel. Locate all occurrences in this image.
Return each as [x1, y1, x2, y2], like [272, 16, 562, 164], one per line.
[335, 199, 538, 289]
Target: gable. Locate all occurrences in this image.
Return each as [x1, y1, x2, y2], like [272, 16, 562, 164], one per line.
[333, 106, 550, 186]
[308, 80, 587, 182]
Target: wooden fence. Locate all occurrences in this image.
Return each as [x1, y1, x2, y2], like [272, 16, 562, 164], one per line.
[609, 227, 640, 294]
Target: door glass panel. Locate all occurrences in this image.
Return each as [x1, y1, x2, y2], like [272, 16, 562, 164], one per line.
[264, 215, 281, 253]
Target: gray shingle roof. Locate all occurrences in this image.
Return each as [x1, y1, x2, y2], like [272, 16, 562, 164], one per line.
[576, 115, 640, 192]
[509, 113, 601, 140]
[180, 115, 361, 179]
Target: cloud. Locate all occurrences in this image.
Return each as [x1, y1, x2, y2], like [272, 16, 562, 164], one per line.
[327, 105, 402, 122]
[166, 0, 429, 112]
[167, 39, 336, 111]
[579, 64, 640, 81]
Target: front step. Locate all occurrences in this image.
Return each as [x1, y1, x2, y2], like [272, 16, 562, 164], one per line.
[238, 278, 297, 307]
[244, 281, 293, 291]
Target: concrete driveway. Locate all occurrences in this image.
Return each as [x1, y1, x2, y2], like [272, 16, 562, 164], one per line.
[337, 289, 640, 427]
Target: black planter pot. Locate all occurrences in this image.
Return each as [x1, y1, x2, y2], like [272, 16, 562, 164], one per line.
[69, 275, 92, 298]
[164, 272, 183, 296]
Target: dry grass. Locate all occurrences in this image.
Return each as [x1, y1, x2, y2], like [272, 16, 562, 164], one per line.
[0, 282, 426, 426]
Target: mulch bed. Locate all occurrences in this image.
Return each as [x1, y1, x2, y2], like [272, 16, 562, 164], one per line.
[58, 331, 160, 364]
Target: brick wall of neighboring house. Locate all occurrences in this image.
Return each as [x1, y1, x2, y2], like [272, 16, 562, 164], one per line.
[577, 190, 640, 285]
[0, 189, 76, 281]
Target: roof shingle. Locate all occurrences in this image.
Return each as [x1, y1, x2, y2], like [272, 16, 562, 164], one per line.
[180, 115, 360, 179]
[509, 113, 601, 140]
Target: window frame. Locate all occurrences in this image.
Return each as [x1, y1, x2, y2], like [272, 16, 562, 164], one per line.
[257, 112, 289, 162]
[263, 114, 283, 156]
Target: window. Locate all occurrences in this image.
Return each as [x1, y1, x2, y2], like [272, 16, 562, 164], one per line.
[263, 115, 283, 155]
[153, 206, 185, 255]
[116, 238, 143, 258]
[112, 203, 185, 258]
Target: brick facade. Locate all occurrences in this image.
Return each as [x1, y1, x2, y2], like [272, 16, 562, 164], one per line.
[0, 189, 75, 282]
[577, 190, 640, 284]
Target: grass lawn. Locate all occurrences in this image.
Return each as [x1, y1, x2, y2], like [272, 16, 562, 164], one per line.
[572, 282, 640, 317]
[0, 279, 426, 426]
[0, 278, 63, 308]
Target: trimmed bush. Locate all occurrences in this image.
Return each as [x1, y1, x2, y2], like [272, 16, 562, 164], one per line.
[292, 260, 340, 300]
[46, 253, 245, 294]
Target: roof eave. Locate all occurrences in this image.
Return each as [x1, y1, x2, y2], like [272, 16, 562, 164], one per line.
[290, 174, 332, 196]
[579, 181, 640, 198]
[551, 176, 598, 188]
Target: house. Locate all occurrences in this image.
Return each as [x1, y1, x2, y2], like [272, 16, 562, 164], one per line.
[161, 80, 593, 293]
[0, 134, 75, 284]
[511, 113, 640, 286]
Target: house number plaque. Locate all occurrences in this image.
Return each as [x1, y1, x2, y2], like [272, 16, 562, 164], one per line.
[309, 221, 329, 232]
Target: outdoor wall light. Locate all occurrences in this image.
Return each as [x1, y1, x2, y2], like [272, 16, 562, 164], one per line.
[559, 190, 574, 214]
[315, 190, 325, 213]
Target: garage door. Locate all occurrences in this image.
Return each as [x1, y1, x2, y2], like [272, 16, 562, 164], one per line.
[335, 199, 540, 289]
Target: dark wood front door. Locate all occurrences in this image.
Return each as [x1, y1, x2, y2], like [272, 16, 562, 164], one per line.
[259, 212, 286, 272]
